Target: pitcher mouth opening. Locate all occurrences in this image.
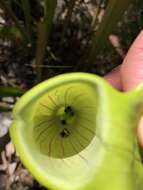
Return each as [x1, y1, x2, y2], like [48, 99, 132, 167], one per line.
[33, 83, 97, 159]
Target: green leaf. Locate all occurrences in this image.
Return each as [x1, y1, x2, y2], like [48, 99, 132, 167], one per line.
[0, 26, 22, 41]
[35, 0, 57, 81]
[0, 86, 24, 97]
[44, 0, 57, 38]
[21, 0, 32, 40]
[0, 106, 11, 112]
[89, 0, 133, 63]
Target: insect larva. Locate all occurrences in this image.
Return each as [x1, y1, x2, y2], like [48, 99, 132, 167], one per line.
[60, 128, 71, 138]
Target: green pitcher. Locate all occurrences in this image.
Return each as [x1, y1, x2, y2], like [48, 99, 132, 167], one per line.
[10, 72, 143, 190]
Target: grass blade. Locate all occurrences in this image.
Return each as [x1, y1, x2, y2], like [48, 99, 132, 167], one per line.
[21, 0, 32, 40]
[35, 0, 57, 82]
[44, 0, 57, 39]
[89, 0, 133, 64]
[0, 106, 11, 112]
[35, 21, 48, 81]
[0, 86, 24, 97]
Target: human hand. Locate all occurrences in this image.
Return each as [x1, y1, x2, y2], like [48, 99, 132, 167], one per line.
[104, 30, 143, 147]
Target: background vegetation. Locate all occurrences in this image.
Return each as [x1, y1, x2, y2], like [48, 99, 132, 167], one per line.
[0, 0, 143, 189]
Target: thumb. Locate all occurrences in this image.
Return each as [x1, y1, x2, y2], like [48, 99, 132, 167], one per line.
[121, 30, 143, 91]
[120, 31, 143, 147]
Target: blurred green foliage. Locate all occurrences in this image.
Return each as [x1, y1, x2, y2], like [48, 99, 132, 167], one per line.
[0, 86, 24, 97]
[0, 0, 141, 112]
[89, 0, 133, 63]
[0, 86, 24, 112]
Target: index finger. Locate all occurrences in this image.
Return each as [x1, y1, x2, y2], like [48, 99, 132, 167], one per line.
[121, 30, 143, 91]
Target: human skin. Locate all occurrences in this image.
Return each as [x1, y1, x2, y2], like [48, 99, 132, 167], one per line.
[104, 30, 143, 147]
